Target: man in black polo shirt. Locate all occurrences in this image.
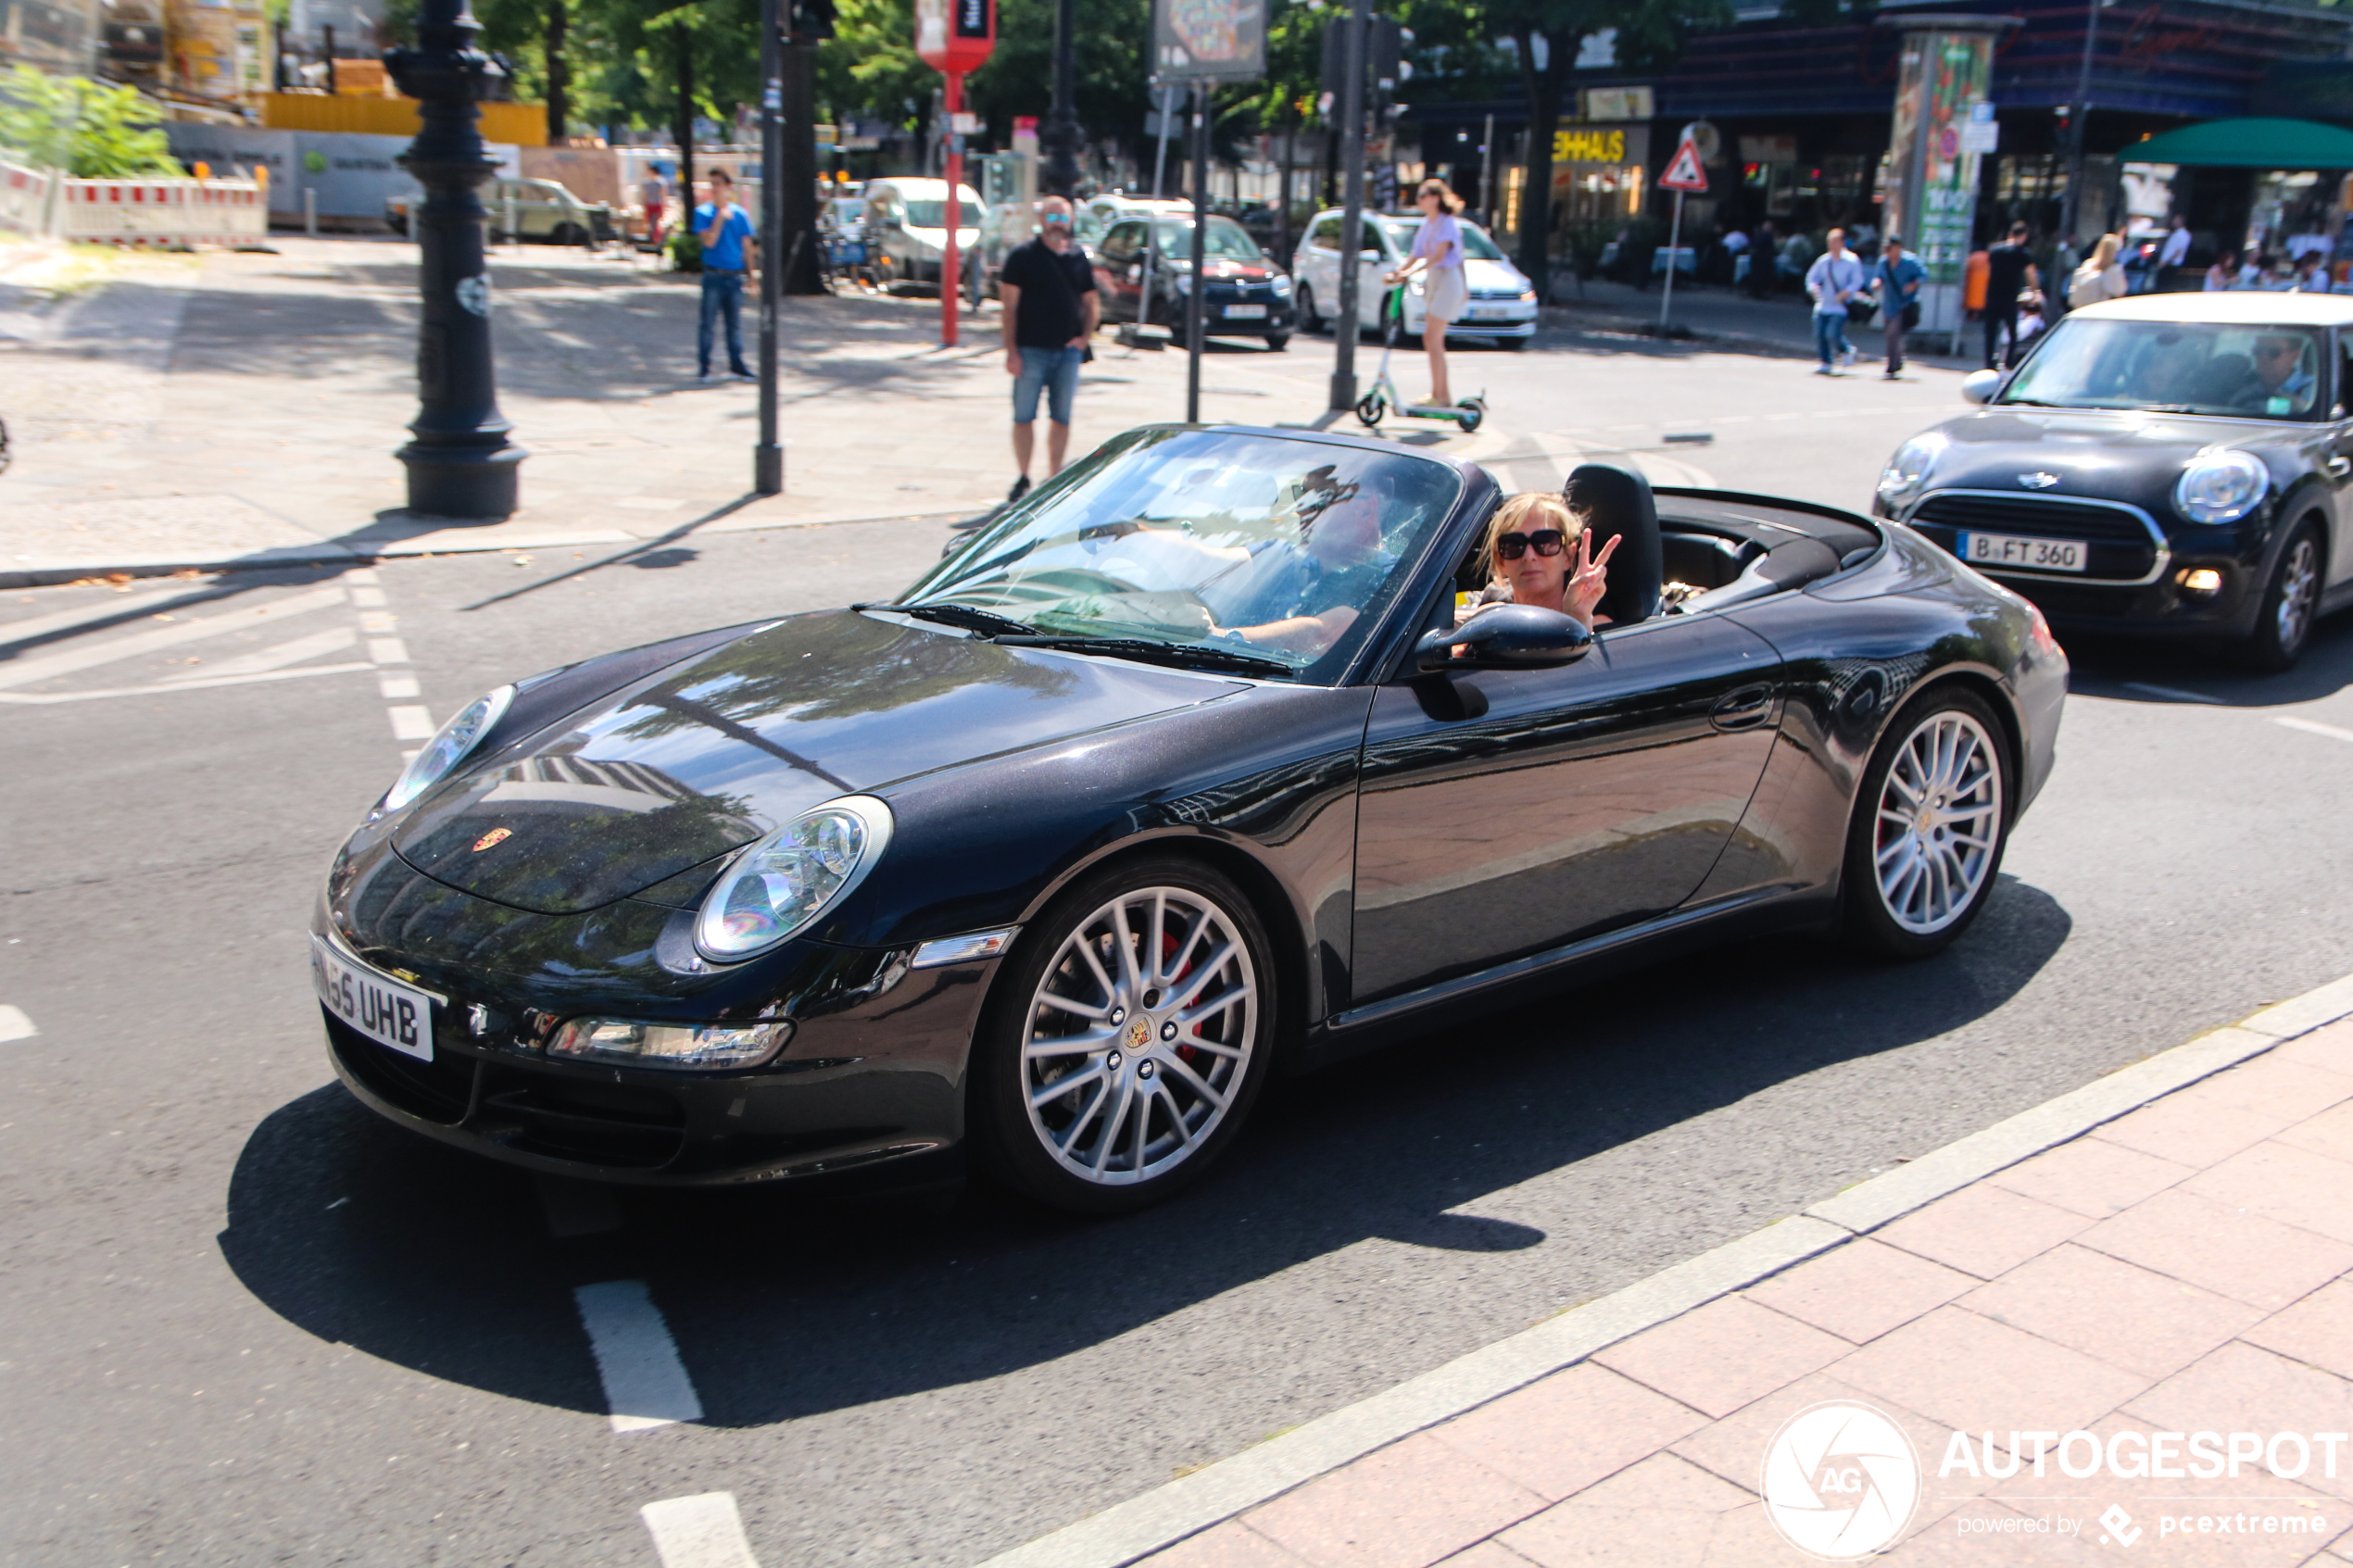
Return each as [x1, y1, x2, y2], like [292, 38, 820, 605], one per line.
[1984, 221, 2038, 370]
[999, 195, 1100, 502]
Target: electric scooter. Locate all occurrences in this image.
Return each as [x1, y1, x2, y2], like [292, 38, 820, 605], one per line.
[1353, 286, 1486, 433]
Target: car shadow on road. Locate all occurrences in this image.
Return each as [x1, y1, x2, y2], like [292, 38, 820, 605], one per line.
[218, 875, 2070, 1424]
[2062, 608, 2353, 707]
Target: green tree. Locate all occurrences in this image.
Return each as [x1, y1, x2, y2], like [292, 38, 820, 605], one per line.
[0, 66, 182, 176]
[813, 0, 931, 134]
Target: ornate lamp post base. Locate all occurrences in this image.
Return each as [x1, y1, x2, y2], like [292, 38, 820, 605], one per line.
[386, 0, 524, 521]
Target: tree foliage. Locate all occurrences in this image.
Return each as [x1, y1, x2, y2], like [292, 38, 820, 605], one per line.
[0, 66, 182, 176]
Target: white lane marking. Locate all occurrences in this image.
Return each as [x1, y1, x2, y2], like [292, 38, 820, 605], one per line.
[0, 585, 347, 690]
[358, 611, 398, 634]
[640, 1493, 761, 1568]
[367, 636, 410, 664]
[536, 1174, 624, 1237]
[157, 624, 357, 681]
[0, 663, 377, 704]
[349, 586, 389, 607]
[0, 1006, 35, 1043]
[387, 705, 434, 740]
[0, 583, 208, 650]
[2276, 715, 2353, 744]
[574, 1280, 703, 1433]
[378, 672, 421, 698]
[2123, 681, 2225, 705]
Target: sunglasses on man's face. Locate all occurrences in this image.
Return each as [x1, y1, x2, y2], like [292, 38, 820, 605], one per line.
[1042, 213, 1073, 229]
[2257, 343, 2297, 360]
[1496, 529, 1566, 560]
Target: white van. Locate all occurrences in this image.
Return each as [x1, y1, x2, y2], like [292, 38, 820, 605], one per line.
[864, 177, 984, 285]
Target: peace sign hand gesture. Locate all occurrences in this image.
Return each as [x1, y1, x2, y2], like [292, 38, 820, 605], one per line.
[1564, 529, 1620, 629]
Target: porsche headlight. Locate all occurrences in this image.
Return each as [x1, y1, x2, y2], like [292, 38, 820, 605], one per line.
[1877, 433, 1946, 505]
[547, 1016, 791, 1071]
[694, 795, 893, 962]
[2174, 450, 2269, 524]
[383, 684, 512, 812]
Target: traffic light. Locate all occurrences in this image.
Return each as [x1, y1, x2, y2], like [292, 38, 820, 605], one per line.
[788, 0, 836, 41]
[1319, 13, 1403, 107]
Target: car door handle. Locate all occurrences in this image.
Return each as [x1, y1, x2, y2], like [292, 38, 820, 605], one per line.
[1711, 684, 1775, 731]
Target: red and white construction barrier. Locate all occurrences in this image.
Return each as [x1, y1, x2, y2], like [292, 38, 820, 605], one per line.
[59, 178, 268, 248]
[0, 159, 57, 237]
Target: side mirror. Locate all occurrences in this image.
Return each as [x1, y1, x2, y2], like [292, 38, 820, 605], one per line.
[1961, 369, 2003, 406]
[1413, 604, 1592, 672]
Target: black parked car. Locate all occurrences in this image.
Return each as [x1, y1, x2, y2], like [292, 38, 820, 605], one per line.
[312, 426, 2065, 1213]
[1874, 292, 2353, 670]
[1091, 214, 1295, 349]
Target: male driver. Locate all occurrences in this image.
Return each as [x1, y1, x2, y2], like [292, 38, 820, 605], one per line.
[1805, 228, 1865, 375]
[2235, 333, 2318, 413]
[693, 169, 757, 383]
[1984, 222, 2037, 369]
[999, 195, 1099, 502]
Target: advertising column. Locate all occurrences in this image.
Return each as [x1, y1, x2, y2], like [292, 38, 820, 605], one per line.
[1881, 17, 2008, 340]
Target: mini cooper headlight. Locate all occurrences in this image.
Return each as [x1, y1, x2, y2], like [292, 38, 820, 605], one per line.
[547, 1016, 791, 1071]
[1877, 433, 1946, 504]
[383, 684, 512, 811]
[693, 795, 893, 962]
[2174, 450, 2269, 525]
[1271, 274, 1293, 296]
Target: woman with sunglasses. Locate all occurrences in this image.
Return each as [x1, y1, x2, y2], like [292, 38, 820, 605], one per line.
[1462, 492, 1618, 633]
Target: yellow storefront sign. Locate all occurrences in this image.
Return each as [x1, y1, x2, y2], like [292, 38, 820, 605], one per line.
[1553, 126, 1628, 165]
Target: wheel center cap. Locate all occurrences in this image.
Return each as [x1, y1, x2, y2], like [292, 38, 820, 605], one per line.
[1123, 1019, 1151, 1052]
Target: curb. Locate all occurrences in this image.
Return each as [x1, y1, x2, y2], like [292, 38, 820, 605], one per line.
[0, 508, 985, 591]
[976, 970, 2353, 1568]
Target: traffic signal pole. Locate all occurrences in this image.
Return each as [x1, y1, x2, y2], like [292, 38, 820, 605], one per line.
[1328, 0, 1369, 414]
[756, 0, 785, 494]
[943, 70, 963, 347]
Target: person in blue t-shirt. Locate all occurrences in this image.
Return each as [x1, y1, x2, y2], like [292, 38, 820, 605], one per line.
[693, 169, 758, 383]
[1872, 233, 1928, 380]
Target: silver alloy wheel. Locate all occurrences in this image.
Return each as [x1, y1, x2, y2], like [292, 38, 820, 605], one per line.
[1020, 885, 1259, 1186]
[1872, 709, 2004, 936]
[2276, 535, 2320, 652]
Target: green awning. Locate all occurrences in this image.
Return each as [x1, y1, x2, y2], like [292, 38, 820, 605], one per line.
[2124, 118, 2353, 170]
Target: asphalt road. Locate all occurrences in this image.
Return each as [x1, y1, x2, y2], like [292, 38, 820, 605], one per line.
[6, 332, 2353, 1568]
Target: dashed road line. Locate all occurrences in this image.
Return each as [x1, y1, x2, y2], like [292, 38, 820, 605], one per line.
[386, 705, 435, 741]
[0, 1006, 35, 1043]
[2276, 715, 2353, 744]
[573, 1280, 702, 1433]
[2123, 681, 2224, 705]
[536, 1174, 624, 1238]
[640, 1493, 761, 1568]
[0, 663, 379, 704]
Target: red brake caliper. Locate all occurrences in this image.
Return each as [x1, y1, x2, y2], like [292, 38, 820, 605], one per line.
[1164, 930, 1204, 1071]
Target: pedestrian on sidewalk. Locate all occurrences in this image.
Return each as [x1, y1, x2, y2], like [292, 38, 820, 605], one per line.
[1805, 228, 1865, 374]
[693, 169, 758, 383]
[1747, 220, 1777, 297]
[1983, 221, 2037, 369]
[2156, 213, 2191, 290]
[1872, 233, 1925, 380]
[2067, 232, 2128, 310]
[640, 163, 671, 250]
[999, 194, 1100, 503]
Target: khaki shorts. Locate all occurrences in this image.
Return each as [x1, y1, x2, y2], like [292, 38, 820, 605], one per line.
[1424, 268, 1469, 326]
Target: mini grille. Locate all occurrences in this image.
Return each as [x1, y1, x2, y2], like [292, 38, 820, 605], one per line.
[1912, 493, 2152, 546]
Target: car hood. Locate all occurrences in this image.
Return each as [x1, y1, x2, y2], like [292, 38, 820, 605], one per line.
[389, 610, 1244, 915]
[1916, 408, 2306, 511]
[1464, 257, 1529, 293]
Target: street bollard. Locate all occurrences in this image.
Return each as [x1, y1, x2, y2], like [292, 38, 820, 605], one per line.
[504, 191, 518, 251]
[304, 187, 316, 237]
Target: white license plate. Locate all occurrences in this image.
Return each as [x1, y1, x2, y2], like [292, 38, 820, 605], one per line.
[1223, 303, 1267, 320]
[1467, 305, 1514, 320]
[1962, 532, 2087, 573]
[311, 934, 436, 1061]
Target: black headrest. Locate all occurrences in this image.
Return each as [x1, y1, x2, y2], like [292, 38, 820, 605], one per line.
[1565, 461, 1662, 626]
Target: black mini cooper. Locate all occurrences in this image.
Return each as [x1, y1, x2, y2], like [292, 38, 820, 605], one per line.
[1874, 292, 2353, 670]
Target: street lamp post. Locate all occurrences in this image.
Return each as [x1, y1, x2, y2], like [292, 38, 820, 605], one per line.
[1327, 0, 1368, 414]
[384, 0, 523, 518]
[2058, 0, 2114, 248]
[756, 0, 784, 495]
[1041, 0, 1081, 196]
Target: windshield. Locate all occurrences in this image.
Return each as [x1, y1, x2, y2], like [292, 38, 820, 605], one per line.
[901, 200, 980, 230]
[1152, 217, 1265, 261]
[900, 429, 1462, 683]
[1380, 217, 1508, 262]
[1999, 319, 2329, 420]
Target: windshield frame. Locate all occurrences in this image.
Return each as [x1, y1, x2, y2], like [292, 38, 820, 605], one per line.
[895, 426, 1472, 687]
[1994, 316, 2334, 422]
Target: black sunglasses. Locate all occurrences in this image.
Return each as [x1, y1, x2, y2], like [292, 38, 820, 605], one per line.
[1495, 529, 1566, 560]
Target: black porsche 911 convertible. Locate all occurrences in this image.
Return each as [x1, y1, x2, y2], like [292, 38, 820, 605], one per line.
[312, 426, 2067, 1213]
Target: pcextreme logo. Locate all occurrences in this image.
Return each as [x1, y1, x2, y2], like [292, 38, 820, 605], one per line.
[1760, 1400, 1922, 1560]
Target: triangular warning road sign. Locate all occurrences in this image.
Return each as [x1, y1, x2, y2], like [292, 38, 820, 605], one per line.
[1660, 137, 1707, 193]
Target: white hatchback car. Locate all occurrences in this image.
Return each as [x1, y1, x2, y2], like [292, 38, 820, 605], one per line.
[1290, 209, 1539, 345]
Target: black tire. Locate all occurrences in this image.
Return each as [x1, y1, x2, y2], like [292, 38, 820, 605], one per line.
[1297, 283, 1323, 332]
[1843, 685, 2013, 959]
[1355, 394, 1385, 427]
[1455, 398, 1484, 433]
[970, 858, 1277, 1215]
[552, 222, 585, 247]
[2237, 521, 2322, 673]
[1264, 332, 1290, 352]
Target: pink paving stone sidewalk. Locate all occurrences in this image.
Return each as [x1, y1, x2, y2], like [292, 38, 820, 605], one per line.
[1146, 1020, 2353, 1568]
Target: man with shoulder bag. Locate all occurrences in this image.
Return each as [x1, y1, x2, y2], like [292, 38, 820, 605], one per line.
[1874, 233, 1926, 380]
[998, 194, 1100, 502]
